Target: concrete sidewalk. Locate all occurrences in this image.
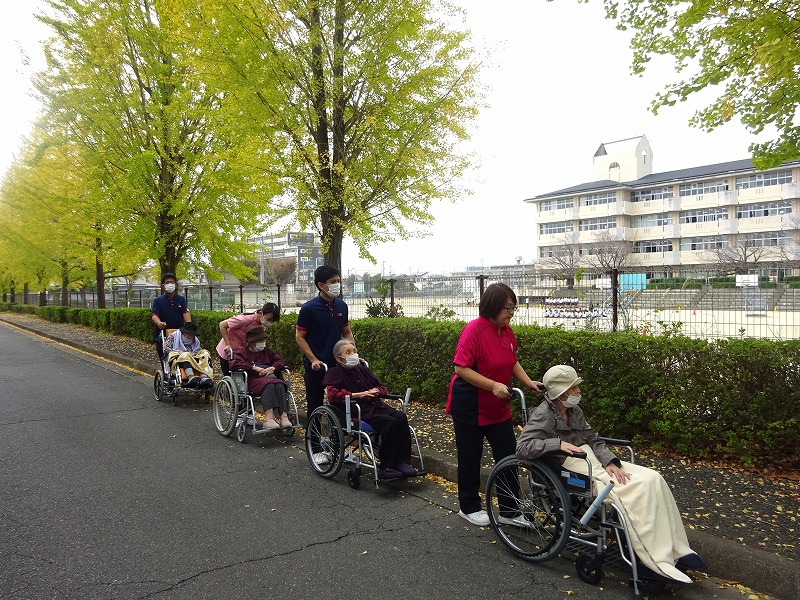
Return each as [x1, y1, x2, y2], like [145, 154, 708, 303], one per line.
[1, 313, 797, 599]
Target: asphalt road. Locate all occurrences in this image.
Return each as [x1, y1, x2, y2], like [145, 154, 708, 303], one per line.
[0, 324, 776, 599]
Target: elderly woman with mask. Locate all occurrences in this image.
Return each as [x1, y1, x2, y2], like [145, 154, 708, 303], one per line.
[216, 302, 280, 376]
[229, 327, 291, 430]
[516, 364, 706, 584]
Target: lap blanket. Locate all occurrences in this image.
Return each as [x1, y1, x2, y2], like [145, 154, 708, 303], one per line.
[167, 349, 214, 379]
[562, 445, 695, 584]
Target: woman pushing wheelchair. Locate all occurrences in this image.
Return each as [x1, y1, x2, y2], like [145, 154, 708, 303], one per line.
[516, 364, 706, 584]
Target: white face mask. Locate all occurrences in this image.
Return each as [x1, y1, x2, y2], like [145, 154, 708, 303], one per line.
[254, 341, 266, 351]
[326, 282, 341, 296]
[563, 394, 581, 408]
[343, 353, 360, 367]
[261, 318, 273, 328]
[164, 283, 176, 293]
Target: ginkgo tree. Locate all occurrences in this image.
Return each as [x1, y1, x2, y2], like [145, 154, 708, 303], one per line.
[0, 135, 98, 305]
[602, 0, 800, 168]
[35, 0, 278, 282]
[187, 0, 483, 270]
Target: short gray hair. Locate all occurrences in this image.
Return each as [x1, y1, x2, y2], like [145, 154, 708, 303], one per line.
[332, 338, 355, 358]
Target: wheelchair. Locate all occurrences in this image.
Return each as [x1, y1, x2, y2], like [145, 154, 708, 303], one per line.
[485, 389, 655, 596]
[212, 368, 301, 443]
[304, 388, 426, 489]
[153, 329, 213, 405]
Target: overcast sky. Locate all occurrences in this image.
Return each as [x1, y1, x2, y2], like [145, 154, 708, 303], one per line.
[1, 1, 768, 276]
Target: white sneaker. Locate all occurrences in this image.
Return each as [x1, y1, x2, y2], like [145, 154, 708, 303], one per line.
[313, 451, 332, 466]
[458, 510, 490, 526]
[497, 514, 534, 528]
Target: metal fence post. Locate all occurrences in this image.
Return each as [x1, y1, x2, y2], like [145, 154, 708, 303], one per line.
[611, 268, 619, 332]
[239, 285, 244, 313]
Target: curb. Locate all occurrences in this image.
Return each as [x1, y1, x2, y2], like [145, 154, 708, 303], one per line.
[2, 315, 798, 599]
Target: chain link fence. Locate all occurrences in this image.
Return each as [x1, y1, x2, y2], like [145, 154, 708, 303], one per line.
[6, 271, 800, 340]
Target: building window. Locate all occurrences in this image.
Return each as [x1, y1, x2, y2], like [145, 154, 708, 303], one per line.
[539, 197, 574, 212]
[679, 207, 729, 223]
[630, 213, 673, 227]
[742, 230, 789, 247]
[579, 217, 617, 231]
[539, 245, 574, 258]
[679, 236, 726, 251]
[633, 239, 673, 253]
[629, 187, 673, 202]
[539, 221, 574, 235]
[579, 191, 617, 206]
[735, 170, 792, 189]
[736, 200, 792, 218]
[679, 179, 729, 196]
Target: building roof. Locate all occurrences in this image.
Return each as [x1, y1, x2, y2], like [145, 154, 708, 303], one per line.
[594, 136, 642, 158]
[527, 158, 800, 201]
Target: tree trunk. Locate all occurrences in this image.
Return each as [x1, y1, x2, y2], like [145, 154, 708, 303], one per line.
[325, 233, 343, 273]
[96, 256, 106, 309]
[61, 273, 69, 306]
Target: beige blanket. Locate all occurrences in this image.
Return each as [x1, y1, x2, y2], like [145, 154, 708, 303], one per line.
[167, 349, 214, 379]
[562, 445, 694, 584]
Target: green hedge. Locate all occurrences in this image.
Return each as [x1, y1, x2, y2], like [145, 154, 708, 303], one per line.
[1, 303, 798, 467]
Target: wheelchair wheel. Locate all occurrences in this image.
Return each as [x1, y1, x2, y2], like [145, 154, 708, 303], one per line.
[213, 377, 239, 437]
[236, 422, 247, 443]
[347, 468, 361, 489]
[486, 456, 572, 563]
[153, 371, 165, 402]
[304, 406, 344, 479]
[575, 554, 604, 584]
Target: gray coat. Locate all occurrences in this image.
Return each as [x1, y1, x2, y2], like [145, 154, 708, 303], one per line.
[516, 399, 619, 468]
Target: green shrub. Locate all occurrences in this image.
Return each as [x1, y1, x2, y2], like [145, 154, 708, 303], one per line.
[2, 303, 798, 467]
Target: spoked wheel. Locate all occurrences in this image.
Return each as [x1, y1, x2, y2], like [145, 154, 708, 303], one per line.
[486, 456, 572, 563]
[575, 555, 604, 584]
[153, 371, 165, 402]
[212, 377, 239, 437]
[304, 406, 344, 479]
[236, 422, 247, 443]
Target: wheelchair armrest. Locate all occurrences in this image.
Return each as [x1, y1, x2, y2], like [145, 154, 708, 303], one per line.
[599, 437, 632, 446]
[380, 388, 413, 412]
[545, 449, 587, 459]
[599, 437, 635, 464]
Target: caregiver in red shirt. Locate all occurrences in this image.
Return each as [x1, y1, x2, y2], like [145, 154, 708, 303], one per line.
[446, 282, 544, 527]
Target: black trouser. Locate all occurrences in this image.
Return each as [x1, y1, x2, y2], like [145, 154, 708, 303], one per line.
[366, 408, 411, 469]
[303, 367, 326, 416]
[452, 417, 516, 515]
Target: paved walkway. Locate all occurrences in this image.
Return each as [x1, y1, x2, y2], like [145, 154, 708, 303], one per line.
[0, 311, 797, 599]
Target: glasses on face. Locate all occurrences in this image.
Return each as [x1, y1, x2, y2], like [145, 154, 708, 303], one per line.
[503, 305, 517, 314]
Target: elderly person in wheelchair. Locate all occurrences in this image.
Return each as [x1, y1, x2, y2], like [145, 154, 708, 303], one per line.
[228, 327, 292, 430]
[165, 323, 213, 388]
[516, 365, 706, 585]
[321, 339, 418, 479]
